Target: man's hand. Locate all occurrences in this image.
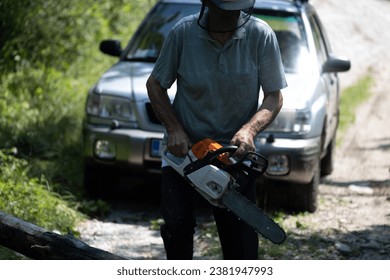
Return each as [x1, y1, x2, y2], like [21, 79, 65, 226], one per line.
[146, 75, 191, 157]
[231, 90, 283, 159]
[230, 128, 256, 159]
[167, 129, 192, 157]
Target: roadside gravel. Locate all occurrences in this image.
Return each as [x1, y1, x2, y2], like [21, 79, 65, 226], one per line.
[76, 0, 390, 260]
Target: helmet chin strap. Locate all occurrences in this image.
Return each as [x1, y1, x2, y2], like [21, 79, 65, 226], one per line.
[197, 4, 253, 33]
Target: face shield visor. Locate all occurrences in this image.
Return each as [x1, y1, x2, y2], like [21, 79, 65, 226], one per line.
[198, 0, 255, 33]
[208, 0, 255, 10]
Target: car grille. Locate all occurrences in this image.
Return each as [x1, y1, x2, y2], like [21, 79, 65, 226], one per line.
[145, 102, 162, 125]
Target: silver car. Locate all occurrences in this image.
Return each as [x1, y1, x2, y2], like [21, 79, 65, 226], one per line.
[83, 0, 350, 212]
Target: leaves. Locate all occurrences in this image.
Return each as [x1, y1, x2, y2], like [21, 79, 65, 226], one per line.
[0, 0, 157, 238]
[0, 149, 84, 232]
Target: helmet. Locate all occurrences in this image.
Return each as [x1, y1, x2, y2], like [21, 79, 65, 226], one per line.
[208, 0, 255, 11]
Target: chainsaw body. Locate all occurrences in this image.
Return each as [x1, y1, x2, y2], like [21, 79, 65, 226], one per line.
[161, 138, 286, 244]
[162, 139, 266, 206]
[162, 149, 231, 205]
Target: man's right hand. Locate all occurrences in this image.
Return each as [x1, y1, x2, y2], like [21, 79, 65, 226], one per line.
[147, 75, 191, 157]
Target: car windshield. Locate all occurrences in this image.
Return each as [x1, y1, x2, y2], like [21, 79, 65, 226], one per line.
[124, 3, 308, 73]
[254, 12, 309, 73]
[124, 3, 200, 62]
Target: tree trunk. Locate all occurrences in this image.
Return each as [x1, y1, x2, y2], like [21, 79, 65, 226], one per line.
[0, 211, 127, 260]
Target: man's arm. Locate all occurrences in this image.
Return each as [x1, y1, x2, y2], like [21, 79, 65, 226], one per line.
[231, 90, 283, 157]
[146, 75, 191, 157]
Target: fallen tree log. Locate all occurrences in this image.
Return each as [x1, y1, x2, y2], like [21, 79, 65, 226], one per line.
[0, 211, 127, 260]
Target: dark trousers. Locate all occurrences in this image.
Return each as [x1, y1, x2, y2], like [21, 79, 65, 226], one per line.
[160, 166, 259, 260]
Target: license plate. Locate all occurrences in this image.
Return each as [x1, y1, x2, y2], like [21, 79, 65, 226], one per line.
[150, 139, 162, 157]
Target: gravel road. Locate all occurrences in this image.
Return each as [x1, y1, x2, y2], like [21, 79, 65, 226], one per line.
[76, 0, 390, 260]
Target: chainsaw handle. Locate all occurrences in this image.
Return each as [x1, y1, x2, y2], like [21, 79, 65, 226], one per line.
[238, 151, 268, 175]
[202, 145, 238, 162]
[219, 151, 268, 177]
[184, 145, 268, 178]
[203, 146, 268, 175]
[183, 146, 238, 176]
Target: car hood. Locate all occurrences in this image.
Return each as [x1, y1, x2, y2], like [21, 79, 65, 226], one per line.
[94, 61, 155, 101]
[95, 62, 316, 108]
[279, 72, 318, 110]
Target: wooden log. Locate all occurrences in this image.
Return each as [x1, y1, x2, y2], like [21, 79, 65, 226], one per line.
[0, 211, 127, 260]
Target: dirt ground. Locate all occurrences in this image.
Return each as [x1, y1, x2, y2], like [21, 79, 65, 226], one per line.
[76, 0, 390, 260]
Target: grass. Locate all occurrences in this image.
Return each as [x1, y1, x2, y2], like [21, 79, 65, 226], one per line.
[0, 149, 85, 259]
[0, 150, 85, 231]
[195, 213, 342, 260]
[0, 246, 27, 260]
[337, 74, 374, 144]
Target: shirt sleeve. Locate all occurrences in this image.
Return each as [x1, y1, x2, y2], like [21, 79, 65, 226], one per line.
[258, 27, 288, 93]
[150, 27, 181, 89]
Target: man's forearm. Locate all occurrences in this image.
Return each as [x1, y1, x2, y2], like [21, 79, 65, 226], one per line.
[146, 76, 184, 134]
[243, 90, 283, 137]
[146, 75, 191, 156]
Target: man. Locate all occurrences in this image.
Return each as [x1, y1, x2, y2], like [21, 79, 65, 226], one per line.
[146, 0, 286, 260]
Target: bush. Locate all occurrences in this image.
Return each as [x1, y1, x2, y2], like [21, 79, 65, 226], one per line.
[0, 0, 157, 194]
[0, 2, 157, 259]
[0, 149, 84, 231]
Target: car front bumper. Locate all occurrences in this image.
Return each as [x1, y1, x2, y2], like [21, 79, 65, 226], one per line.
[255, 136, 321, 184]
[83, 125, 164, 174]
[84, 125, 321, 184]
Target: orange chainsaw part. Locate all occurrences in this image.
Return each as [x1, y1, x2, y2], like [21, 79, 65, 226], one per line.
[190, 138, 232, 165]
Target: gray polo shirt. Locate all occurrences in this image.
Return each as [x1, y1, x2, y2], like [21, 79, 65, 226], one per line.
[151, 12, 287, 145]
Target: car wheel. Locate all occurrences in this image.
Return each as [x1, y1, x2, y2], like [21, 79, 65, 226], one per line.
[257, 157, 320, 213]
[83, 164, 118, 199]
[321, 136, 336, 176]
[289, 159, 320, 213]
[256, 178, 289, 212]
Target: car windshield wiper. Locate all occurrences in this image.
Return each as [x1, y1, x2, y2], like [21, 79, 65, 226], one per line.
[125, 56, 158, 62]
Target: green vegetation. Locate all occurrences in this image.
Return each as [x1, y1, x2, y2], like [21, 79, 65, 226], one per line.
[0, 149, 83, 231]
[337, 74, 374, 144]
[0, 0, 156, 258]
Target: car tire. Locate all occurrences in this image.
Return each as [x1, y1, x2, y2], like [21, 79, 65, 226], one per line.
[83, 164, 118, 199]
[256, 179, 289, 212]
[290, 159, 320, 213]
[321, 136, 336, 176]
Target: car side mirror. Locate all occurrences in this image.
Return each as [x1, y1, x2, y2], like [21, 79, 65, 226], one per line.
[322, 55, 351, 73]
[99, 40, 122, 57]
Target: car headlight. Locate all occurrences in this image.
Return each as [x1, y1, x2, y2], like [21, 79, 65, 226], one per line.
[293, 110, 311, 134]
[86, 93, 136, 122]
[266, 109, 311, 134]
[266, 155, 289, 175]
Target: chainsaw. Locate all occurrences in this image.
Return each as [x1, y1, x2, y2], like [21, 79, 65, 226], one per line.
[161, 138, 286, 245]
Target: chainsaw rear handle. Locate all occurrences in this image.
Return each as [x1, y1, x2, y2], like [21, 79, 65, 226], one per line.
[183, 146, 236, 176]
[161, 147, 192, 177]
